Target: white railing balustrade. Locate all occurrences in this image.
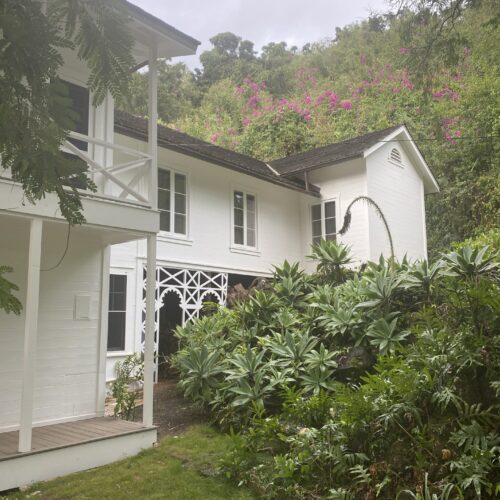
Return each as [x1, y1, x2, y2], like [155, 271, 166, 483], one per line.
[64, 132, 154, 207]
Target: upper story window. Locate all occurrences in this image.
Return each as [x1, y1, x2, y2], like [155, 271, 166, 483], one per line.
[311, 200, 336, 245]
[107, 274, 127, 352]
[61, 79, 90, 151]
[389, 147, 403, 166]
[158, 169, 187, 235]
[233, 190, 257, 248]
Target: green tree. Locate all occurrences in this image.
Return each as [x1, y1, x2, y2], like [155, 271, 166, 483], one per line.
[0, 0, 135, 313]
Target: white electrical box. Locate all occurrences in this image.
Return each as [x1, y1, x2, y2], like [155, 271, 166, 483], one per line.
[74, 295, 91, 320]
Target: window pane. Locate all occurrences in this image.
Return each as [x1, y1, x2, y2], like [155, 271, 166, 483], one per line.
[158, 189, 170, 211]
[326, 233, 337, 241]
[247, 210, 256, 229]
[247, 228, 256, 247]
[175, 193, 186, 214]
[62, 80, 89, 151]
[174, 213, 186, 234]
[325, 218, 336, 235]
[312, 204, 322, 221]
[234, 191, 244, 209]
[313, 236, 322, 245]
[234, 208, 244, 227]
[107, 312, 126, 351]
[158, 169, 170, 189]
[109, 275, 126, 310]
[246, 194, 255, 212]
[160, 211, 170, 232]
[312, 220, 322, 237]
[325, 201, 336, 219]
[174, 173, 186, 194]
[234, 226, 244, 245]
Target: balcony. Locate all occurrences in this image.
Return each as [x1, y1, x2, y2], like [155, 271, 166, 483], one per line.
[64, 131, 155, 208]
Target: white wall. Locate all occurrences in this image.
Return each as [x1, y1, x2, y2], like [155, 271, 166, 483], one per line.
[301, 158, 370, 269]
[113, 133, 310, 274]
[366, 143, 427, 261]
[0, 217, 104, 430]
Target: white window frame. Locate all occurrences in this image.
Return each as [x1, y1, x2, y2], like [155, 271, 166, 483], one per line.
[310, 197, 339, 244]
[230, 188, 258, 252]
[107, 269, 134, 355]
[158, 167, 189, 239]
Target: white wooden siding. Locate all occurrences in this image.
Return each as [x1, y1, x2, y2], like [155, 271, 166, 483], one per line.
[0, 218, 104, 431]
[302, 158, 370, 268]
[366, 143, 427, 261]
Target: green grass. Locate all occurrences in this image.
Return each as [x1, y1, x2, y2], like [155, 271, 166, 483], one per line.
[2, 425, 254, 500]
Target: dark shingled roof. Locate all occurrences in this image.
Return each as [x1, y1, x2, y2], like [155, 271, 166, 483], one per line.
[114, 110, 320, 196]
[269, 125, 403, 176]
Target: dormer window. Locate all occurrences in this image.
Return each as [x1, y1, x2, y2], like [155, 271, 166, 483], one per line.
[389, 147, 403, 166]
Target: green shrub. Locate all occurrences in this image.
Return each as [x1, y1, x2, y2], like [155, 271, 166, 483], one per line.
[173, 240, 499, 498]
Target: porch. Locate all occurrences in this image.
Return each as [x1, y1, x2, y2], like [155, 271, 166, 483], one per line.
[0, 417, 156, 491]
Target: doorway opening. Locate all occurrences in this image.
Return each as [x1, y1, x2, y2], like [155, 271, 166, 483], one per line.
[158, 290, 183, 380]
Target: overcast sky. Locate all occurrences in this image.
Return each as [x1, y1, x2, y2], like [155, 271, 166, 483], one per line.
[130, 0, 389, 68]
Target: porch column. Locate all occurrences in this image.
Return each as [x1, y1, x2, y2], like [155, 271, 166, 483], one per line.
[18, 218, 43, 452]
[143, 234, 157, 427]
[148, 44, 158, 209]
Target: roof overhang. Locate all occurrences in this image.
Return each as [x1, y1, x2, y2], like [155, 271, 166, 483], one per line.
[123, 1, 200, 66]
[363, 125, 440, 194]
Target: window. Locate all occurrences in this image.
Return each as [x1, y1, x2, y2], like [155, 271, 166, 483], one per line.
[311, 200, 337, 244]
[107, 274, 127, 351]
[233, 190, 257, 248]
[61, 79, 90, 151]
[158, 169, 187, 235]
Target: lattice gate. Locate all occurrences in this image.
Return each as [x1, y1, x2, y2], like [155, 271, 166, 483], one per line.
[141, 266, 228, 380]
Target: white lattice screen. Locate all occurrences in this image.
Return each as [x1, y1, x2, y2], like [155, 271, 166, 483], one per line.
[141, 266, 228, 379]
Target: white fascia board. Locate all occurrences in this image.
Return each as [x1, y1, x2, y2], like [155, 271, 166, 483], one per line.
[363, 126, 440, 194]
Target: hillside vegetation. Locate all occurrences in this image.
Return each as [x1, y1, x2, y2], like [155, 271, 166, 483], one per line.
[119, 0, 499, 257]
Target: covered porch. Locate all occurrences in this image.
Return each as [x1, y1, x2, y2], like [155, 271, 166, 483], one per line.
[0, 213, 158, 492]
[0, 417, 156, 491]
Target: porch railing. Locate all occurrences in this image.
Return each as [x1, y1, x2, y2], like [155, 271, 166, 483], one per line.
[64, 131, 154, 207]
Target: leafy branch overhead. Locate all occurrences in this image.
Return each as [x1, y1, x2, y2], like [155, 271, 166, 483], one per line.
[0, 267, 22, 315]
[0, 0, 134, 225]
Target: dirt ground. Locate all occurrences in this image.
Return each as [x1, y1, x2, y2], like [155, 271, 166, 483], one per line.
[130, 378, 208, 438]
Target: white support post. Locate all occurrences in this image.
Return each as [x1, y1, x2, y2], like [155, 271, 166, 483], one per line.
[95, 245, 111, 415]
[18, 218, 43, 453]
[148, 44, 158, 209]
[143, 234, 157, 428]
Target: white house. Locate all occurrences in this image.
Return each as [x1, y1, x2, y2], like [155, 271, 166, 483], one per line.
[106, 113, 439, 382]
[0, 2, 199, 491]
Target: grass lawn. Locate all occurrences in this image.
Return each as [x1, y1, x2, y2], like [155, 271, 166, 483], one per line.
[2, 425, 254, 500]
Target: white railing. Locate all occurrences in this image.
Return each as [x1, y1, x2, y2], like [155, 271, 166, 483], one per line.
[64, 131, 154, 207]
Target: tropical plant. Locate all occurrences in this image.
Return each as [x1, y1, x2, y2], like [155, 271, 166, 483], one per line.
[111, 353, 143, 420]
[308, 240, 353, 283]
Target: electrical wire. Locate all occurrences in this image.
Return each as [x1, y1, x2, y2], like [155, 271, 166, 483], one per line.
[41, 223, 71, 272]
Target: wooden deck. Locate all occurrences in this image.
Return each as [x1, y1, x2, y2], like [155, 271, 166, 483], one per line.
[0, 417, 150, 461]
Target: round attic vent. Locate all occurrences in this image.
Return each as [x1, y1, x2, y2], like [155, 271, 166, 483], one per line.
[389, 147, 403, 166]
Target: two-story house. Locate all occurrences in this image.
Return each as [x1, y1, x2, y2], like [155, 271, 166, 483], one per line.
[107, 112, 439, 382]
[0, 2, 199, 490]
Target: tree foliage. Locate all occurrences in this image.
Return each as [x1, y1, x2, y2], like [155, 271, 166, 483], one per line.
[0, 0, 134, 225]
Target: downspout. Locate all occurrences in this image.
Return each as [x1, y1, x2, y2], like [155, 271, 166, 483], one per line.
[304, 171, 310, 191]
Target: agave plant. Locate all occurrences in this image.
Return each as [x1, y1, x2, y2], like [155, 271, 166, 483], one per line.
[308, 239, 353, 283]
[177, 346, 225, 402]
[366, 316, 410, 354]
[357, 267, 403, 315]
[442, 246, 498, 281]
[404, 260, 444, 303]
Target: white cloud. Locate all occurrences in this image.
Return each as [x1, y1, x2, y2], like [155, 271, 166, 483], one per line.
[130, 0, 388, 68]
